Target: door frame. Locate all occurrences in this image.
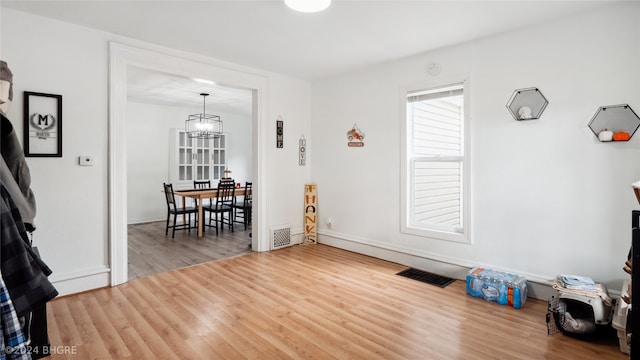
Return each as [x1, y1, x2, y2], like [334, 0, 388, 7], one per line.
[108, 42, 269, 285]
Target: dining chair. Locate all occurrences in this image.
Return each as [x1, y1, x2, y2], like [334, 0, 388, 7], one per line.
[218, 178, 235, 188]
[203, 179, 235, 235]
[193, 180, 211, 189]
[217, 178, 236, 222]
[194, 179, 211, 189]
[193, 180, 211, 230]
[232, 182, 252, 230]
[193, 180, 212, 206]
[163, 183, 197, 238]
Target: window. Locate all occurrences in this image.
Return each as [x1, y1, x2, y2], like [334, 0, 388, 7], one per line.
[401, 81, 469, 243]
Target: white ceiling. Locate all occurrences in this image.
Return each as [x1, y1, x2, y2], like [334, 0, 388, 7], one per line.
[127, 66, 253, 115]
[1, 0, 618, 112]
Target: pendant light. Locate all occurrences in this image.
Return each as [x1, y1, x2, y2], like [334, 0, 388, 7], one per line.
[185, 93, 222, 139]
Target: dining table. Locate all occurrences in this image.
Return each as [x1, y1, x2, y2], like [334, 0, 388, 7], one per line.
[173, 187, 247, 237]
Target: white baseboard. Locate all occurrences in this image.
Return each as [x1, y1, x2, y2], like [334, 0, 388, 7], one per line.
[318, 230, 556, 301]
[128, 217, 164, 225]
[49, 266, 111, 297]
[291, 228, 304, 245]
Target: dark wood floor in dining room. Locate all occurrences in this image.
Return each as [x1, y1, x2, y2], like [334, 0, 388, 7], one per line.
[46, 243, 626, 359]
[128, 220, 252, 280]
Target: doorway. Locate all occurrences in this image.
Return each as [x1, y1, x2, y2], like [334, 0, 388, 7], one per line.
[109, 42, 269, 285]
[125, 66, 254, 279]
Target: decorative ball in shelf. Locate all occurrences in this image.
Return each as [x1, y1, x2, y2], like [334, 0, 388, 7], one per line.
[598, 129, 613, 142]
[518, 106, 533, 120]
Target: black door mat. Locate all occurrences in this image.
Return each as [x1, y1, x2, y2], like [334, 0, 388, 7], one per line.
[396, 268, 456, 288]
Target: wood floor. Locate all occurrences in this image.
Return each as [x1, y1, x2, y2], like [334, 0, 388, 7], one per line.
[128, 220, 252, 279]
[46, 244, 627, 359]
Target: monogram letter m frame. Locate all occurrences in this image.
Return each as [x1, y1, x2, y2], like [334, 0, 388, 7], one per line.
[23, 91, 62, 157]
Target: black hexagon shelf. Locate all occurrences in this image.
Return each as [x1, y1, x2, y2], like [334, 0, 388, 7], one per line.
[506, 87, 549, 121]
[588, 104, 640, 142]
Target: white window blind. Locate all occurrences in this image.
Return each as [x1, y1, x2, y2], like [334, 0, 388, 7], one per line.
[407, 83, 465, 236]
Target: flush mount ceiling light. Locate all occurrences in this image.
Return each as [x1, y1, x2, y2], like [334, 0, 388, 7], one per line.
[192, 77, 215, 85]
[185, 93, 223, 139]
[284, 0, 332, 13]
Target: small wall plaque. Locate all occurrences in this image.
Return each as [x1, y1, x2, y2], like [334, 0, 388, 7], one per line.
[276, 116, 283, 148]
[299, 134, 306, 166]
[347, 124, 365, 147]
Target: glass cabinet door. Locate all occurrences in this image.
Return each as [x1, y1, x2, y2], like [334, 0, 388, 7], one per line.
[212, 134, 226, 181]
[194, 138, 212, 181]
[177, 131, 193, 181]
[171, 130, 225, 186]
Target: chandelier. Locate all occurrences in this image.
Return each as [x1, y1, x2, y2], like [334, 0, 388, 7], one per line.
[185, 93, 222, 139]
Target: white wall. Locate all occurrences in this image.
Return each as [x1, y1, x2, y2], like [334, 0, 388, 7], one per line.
[311, 2, 640, 288]
[1, 9, 112, 293]
[224, 111, 253, 189]
[266, 73, 313, 235]
[126, 101, 252, 224]
[1, 8, 311, 294]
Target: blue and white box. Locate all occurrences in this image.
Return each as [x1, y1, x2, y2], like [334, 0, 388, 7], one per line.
[465, 267, 528, 309]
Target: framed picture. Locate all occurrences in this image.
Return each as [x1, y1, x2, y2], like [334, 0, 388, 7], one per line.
[23, 91, 62, 157]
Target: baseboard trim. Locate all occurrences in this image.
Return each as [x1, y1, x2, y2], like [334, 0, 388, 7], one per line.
[318, 230, 556, 301]
[128, 217, 164, 225]
[291, 229, 304, 246]
[49, 266, 111, 297]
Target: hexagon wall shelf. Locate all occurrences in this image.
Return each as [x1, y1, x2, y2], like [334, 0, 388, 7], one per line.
[506, 87, 549, 121]
[588, 104, 640, 142]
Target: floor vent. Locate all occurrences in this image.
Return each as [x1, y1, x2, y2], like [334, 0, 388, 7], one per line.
[396, 268, 456, 288]
[271, 225, 291, 249]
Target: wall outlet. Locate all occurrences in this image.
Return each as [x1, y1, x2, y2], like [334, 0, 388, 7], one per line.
[326, 217, 333, 229]
[79, 156, 95, 166]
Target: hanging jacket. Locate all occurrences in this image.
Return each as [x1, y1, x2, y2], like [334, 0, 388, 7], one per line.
[0, 182, 56, 318]
[0, 115, 36, 231]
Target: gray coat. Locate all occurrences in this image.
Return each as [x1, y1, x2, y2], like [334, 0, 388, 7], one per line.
[1, 114, 36, 230]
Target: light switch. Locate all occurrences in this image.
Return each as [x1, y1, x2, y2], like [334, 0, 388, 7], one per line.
[79, 156, 95, 166]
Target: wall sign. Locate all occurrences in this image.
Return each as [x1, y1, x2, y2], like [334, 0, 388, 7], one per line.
[303, 184, 317, 245]
[299, 134, 306, 166]
[276, 116, 283, 148]
[23, 91, 62, 157]
[347, 124, 365, 147]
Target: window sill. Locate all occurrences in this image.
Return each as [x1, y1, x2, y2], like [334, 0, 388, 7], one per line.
[401, 224, 470, 244]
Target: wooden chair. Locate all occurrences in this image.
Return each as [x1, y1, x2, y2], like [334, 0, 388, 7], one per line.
[163, 183, 197, 238]
[193, 180, 211, 230]
[233, 182, 252, 230]
[203, 179, 235, 235]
